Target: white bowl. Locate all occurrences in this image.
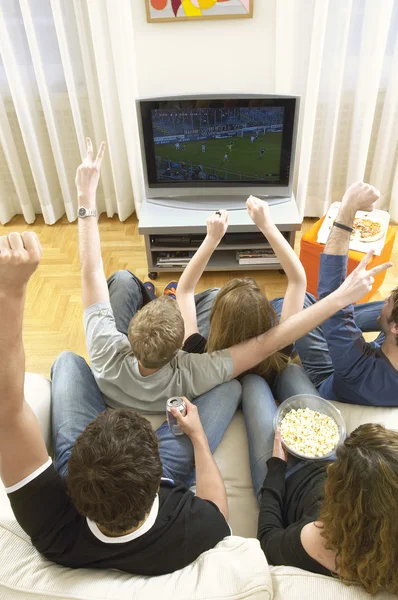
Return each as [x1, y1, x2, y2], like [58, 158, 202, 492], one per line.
[273, 394, 346, 460]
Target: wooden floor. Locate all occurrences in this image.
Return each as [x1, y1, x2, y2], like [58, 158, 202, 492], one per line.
[1, 214, 397, 378]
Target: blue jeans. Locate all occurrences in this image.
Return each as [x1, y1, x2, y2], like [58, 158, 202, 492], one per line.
[107, 270, 219, 340]
[271, 293, 384, 389]
[51, 273, 238, 487]
[242, 365, 324, 502]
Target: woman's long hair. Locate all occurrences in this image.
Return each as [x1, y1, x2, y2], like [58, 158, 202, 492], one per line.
[206, 278, 289, 381]
[319, 423, 398, 595]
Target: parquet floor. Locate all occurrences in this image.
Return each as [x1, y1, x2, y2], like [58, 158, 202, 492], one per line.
[1, 214, 397, 378]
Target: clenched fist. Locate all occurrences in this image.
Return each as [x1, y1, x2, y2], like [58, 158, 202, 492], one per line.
[341, 181, 380, 214]
[246, 195, 271, 230]
[206, 210, 229, 245]
[0, 232, 42, 293]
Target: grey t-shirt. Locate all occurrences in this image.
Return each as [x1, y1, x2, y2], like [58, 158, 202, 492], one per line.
[84, 302, 234, 413]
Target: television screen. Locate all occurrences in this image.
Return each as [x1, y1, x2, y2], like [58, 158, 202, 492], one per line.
[139, 98, 297, 188]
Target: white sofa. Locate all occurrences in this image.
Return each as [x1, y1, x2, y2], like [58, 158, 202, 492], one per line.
[0, 373, 397, 600]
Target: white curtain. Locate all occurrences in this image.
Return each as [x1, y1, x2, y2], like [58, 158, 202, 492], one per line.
[0, 1, 397, 224]
[0, 0, 144, 224]
[276, 0, 398, 221]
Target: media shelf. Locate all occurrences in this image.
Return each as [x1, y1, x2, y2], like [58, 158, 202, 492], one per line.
[138, 196, 302, 278]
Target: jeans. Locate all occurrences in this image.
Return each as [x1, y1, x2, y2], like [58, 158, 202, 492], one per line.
[270, 293, 384, 389]
[107, 270, 219, 340]
[51, 274, 239, 487]
[242, 364, 323, 502]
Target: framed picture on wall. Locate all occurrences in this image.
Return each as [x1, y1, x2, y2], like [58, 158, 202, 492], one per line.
[146, 0, 254, 23]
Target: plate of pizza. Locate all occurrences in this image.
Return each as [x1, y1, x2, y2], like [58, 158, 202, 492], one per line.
[317, 203, 390, 256]
[351, 217, 385, 243]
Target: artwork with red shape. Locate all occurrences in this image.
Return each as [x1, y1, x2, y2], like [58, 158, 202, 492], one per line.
[171, 0, 182, 15]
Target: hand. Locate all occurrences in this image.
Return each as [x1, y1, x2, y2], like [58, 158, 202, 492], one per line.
[273, 429, 288, 462]
[206, 210, 229, 245]
[341, 181, 380, 214]
[75, 137, 106, 203]
[0, 232, 42, 294]
[170, 397, 206, 442]
[246, 195, 271, 229]
[335, 250, 392, 306]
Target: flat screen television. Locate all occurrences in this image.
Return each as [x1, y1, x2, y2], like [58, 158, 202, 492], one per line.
[137, 95, 299, 211]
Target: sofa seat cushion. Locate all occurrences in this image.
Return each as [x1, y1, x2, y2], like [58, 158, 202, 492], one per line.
[331, 400, 398, 433]
[270, 566, 396, 600]
[0, 519, 272, 600]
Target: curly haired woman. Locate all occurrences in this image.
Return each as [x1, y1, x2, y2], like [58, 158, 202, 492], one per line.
[243, 364, 398, 596]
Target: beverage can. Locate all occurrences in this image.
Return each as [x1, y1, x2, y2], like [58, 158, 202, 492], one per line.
[166, 397, 187, 436]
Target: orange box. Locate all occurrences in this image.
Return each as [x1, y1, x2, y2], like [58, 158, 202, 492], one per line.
[300, 217, 395, 304]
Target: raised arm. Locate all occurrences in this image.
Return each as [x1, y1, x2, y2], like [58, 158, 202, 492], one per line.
[176, 210, 228, 341]
[316, 182, 381, 377]
[324, 182, 379, 257]
[228, 251, 392, 378]
[0, 233, 49, 488]
[247, 196, 306, 322]
[172, 398, 228, 520]
[76, 137, 108, 309]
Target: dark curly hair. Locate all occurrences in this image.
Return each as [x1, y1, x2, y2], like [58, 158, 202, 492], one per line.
[319, 423, 398, 595]
[67, 409, 162, 534]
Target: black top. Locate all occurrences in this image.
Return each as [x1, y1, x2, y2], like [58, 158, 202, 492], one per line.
[8, 464, 230, 576]
[183, 333, 208, 354]
[258, 457, 332, 575]
[183, 333, 293, 389]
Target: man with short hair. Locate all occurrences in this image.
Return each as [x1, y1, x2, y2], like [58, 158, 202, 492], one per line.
[272, 182, 398, 406]
[0, 235, 234, 575]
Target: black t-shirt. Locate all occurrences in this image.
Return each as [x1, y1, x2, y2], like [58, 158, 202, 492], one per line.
[257, 457, 332, 576]
[8, 464, 230, 576]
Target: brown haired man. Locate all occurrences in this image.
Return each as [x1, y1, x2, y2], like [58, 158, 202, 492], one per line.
[271, 182, 398, 405]
[0, 234, 233, 575]
[70, 140, 391, 422]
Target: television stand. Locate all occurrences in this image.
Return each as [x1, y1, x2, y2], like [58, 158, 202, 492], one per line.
[138, 194, 302, 277]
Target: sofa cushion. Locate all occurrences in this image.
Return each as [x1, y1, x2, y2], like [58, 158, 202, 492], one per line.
[270, 566, 396, 600]
[0, 519, 272, 600]
[331, 401, 398, 433]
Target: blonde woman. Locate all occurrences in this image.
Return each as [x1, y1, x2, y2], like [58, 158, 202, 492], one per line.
[176, 196, 307, 389]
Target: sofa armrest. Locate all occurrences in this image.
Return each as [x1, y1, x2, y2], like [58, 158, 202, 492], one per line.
[24, 373, 53, 455]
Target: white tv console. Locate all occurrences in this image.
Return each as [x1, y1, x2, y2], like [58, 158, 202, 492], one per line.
[138, 195, 302, 279]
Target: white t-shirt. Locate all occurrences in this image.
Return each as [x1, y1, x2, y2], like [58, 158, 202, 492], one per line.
[84, 302, 234, 413]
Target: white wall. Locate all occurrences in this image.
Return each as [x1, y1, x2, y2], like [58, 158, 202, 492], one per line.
[130, 0, 276, 99]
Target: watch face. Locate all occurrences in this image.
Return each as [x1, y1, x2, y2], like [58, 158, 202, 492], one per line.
[78, 207, 86, 217]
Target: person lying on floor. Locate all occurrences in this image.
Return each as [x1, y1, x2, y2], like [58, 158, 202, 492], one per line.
[272, 181, 398, 406]
[0, 233, 238, 575]
[74, 139, 390, 413]
[174, 195, 306, 395]
[241, 363, 398, 596]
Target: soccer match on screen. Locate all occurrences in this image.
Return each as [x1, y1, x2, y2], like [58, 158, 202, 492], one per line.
[151, 106, 284, 183]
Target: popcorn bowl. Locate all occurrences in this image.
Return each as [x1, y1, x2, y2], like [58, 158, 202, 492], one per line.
[273, 394, 346, 460]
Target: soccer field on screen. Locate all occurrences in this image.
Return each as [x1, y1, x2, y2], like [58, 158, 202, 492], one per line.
[155, 131, 282, 181]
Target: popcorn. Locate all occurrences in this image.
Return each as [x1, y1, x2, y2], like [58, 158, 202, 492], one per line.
[280, 407, 339, 458]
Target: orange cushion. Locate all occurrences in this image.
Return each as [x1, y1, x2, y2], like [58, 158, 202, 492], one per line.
[300, 217, 395, 304]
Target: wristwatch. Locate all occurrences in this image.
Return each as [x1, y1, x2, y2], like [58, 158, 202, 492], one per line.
[78, 206, 97, 218]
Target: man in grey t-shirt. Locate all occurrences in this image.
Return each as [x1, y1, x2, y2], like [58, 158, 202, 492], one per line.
[84, 277, 233, 413]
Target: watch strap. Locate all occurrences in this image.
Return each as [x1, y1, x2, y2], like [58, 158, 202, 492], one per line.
[333, 221, 353, 233]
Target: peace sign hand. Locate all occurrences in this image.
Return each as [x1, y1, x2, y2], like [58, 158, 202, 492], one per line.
[336, 249, 392, 306]
[75, 137, 106, 203]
